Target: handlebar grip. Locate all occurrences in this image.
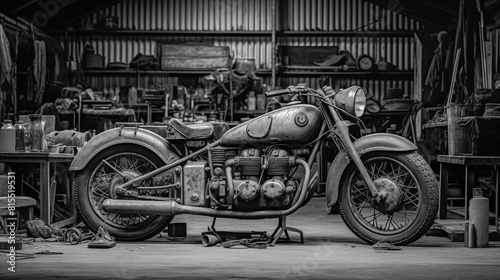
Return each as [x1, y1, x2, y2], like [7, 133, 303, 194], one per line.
[265, 88, 290, 97]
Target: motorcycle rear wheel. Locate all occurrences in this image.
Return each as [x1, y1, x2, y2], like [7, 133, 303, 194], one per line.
[74, 144, 176, 241]
[339, 151, 438, 245]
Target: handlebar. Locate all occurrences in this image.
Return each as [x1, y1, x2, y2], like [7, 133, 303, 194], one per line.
[265, 88, 290, 97]
[265, 85, 309, 97]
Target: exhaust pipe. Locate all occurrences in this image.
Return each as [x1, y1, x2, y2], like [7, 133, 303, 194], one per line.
[102, 159, 310, 219]
[102, 200, 179, 216]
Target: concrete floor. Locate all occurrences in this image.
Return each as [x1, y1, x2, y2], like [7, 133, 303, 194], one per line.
[1, 197, 500, 280]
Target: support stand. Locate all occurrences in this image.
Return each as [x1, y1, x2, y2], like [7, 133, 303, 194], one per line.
[269, 216, 304, 246]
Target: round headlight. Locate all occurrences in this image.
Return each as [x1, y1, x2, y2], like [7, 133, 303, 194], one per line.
[353, 87, 366, 117]
[333, 86, 366, 117]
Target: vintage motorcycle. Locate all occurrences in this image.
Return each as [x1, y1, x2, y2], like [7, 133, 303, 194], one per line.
[70, 84, 438, 245]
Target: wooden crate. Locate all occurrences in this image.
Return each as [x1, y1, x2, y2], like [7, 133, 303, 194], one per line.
[160, 44, 230, 70]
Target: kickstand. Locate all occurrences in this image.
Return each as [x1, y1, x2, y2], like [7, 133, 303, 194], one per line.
[269, 216, 304, 246]
[210, 217, 217, 232]
[207, 217, 222, 242]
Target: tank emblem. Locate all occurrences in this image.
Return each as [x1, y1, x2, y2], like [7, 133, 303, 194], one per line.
[294, 112, 309, 127]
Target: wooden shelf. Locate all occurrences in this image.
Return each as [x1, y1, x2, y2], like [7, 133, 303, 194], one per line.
[49, 29, 413, 38]
[277, 30, 415, 37]
[279, 70, 413, 77]
[75, 69, 412, 77]
[71, 69, 216, 76]
[70, 69, 273, 76]
[48, 29, 273, 37]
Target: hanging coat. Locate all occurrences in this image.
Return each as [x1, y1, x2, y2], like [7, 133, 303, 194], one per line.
[424, 31, 450, 104]
[0, 23, 12, 85]
[33, 39, 46, 103]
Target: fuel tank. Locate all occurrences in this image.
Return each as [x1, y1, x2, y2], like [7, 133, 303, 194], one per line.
[220, 104, 323, 146]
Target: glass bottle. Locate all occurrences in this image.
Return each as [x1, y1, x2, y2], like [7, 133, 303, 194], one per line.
[29, 114, 44, 151]
[0, 120, 16, 152]
[247, 91, 257, 111]
[24, 121, 31, 151]
[14, 121, 25, 152]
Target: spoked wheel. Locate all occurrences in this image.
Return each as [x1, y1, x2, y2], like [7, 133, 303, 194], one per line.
[339, 152, 438, 245]
[74, 144, 178, 241]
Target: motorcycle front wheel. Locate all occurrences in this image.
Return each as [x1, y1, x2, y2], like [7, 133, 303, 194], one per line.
[74, 144, 176, 241]
[339, 151, 438, 245]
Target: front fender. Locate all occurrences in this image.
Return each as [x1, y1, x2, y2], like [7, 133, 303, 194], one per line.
[325, 133, 417, 207]
[69, 127, 179, 171]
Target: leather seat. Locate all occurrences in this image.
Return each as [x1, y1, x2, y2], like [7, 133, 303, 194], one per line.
[169, 118, 214, 139]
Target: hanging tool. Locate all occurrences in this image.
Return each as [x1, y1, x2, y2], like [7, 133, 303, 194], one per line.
[446, 48, 462, 107]
[476, 0, 491, 88]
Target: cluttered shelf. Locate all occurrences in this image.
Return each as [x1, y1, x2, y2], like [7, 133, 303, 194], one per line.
[278, 69, 413, 77]
[69, 69, 273, 76]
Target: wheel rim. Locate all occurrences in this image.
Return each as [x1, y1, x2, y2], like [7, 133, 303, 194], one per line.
[346, 156, 422, 235]
[88, 152, 159, 229]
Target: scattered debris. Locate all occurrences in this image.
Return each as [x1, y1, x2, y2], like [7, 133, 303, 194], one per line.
[35, 250, 63, 255]
[221, 236, 269, 249]
[373, 240, 402, 251]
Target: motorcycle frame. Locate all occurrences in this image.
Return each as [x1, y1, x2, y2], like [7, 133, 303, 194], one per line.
[112, 128, 324, 213]
[108, 88, 384, 218]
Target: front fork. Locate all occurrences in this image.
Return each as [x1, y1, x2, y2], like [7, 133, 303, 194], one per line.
[321, 91, 382, 202]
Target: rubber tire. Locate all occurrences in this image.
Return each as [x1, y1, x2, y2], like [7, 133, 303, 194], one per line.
[338, 151, 438, 246]
[73, 144, 175, 241]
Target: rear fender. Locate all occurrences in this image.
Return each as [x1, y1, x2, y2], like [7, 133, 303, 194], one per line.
[69, 127, 179, 171]
[325, 133, 417, 207]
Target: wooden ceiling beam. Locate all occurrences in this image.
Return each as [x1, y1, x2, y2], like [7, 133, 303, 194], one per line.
[364, 0, 456, 29]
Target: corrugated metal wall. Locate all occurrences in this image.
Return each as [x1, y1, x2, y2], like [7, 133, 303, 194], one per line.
[277, 0, 417, 99]
[59, 0, 419, 100]
[83, 0, 273, 31]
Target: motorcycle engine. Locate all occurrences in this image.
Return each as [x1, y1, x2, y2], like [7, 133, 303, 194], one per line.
[208, 147, 298, 211]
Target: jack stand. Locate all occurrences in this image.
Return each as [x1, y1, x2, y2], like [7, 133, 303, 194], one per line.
[269, 216, 304, 246]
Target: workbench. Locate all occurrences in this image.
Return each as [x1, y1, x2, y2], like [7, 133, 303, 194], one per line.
[0, 152, 75, 227]
[437, 155, 500, 232]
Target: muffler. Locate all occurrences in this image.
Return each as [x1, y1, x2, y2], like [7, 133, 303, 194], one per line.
[102, 200, 179, 216]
